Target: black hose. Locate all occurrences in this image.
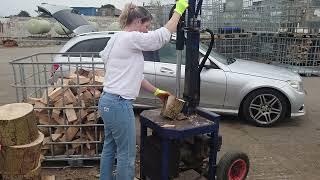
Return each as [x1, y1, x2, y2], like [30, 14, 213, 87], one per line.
[195, 0, 203, 18]
[199, 28, 214, 73]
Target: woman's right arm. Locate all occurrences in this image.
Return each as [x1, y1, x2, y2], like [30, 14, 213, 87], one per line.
[165, 0, 189, 33]
[129, 0, 189, 51]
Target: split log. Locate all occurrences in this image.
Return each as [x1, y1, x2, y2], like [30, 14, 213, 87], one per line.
[90, 76, 104, 85]
[51, 134, 62, 142]
[41, 175, 55, 180]
[87, 111, 100, 122]
[0, 131, 44, 175]
[75, 69, 90, 77]
[53, 98, 64, 108]
[34, 101, 46, 113]
[71, 138, 85, 149]
[26, 97, 42, 105]
[89, 88, 101, 99]
[64, 104, 78, 123]
[71, 75, 90, 85]
[54, 127, 65, 134]
[64, 89, 77, 104]
[42, 137, 65, 156]
[77, 109, 88, 120]
[60, 127, 79, 142]
[53, 117, 65, 125]
[64, 148, 76, 156]
[51, 109, 60, 120]
[68, 80, 87, 95]
[0, 103, 39, 146]
[84, 147, 96, 156]
[40, 87, 55, 104]
[85, 129, 95, 142]
[38, 127, 50, 137]
[88, 70, 105, 78]
[55, 78, 71, 86]
[48, 87, 65, 102]
[36, 112, 58, 125]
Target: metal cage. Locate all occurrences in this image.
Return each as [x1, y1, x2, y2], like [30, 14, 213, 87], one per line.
[10, 53, 105, 162]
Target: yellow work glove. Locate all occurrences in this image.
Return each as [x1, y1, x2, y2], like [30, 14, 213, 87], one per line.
[154, 88, 171, 103]
[175, 0, 189, 15]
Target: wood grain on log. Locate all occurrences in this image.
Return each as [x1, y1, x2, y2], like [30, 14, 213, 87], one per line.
[1, 159, 41, 180]
[0, 132, 44, 175]
[0, 103, 39, 146]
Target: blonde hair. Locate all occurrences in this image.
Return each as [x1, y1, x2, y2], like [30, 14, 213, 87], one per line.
[119, 3, 153, 29]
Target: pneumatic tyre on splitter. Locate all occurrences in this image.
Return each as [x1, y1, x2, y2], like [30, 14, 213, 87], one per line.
[216, 151, 250, 180]
[242, 88, 288, 127]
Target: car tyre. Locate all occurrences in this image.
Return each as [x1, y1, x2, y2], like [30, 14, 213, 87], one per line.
[242, 88, 288, 127]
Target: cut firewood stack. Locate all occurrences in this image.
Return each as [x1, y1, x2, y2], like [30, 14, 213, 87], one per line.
[25, 69, 105, 157]
[0, 103, 43, 180]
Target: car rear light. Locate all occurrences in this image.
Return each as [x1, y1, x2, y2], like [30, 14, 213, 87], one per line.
[53, 64, 60, 71]
[50, 64, 60, 79]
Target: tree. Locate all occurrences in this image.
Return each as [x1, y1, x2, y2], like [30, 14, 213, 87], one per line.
[17, 10, 30, 17]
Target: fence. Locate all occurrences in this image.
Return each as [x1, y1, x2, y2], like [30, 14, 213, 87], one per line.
[10, 53, 105, 163]
[145, 0, 320, 75]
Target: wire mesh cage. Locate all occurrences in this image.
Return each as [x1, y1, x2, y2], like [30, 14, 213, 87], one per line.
[144, 0, 320, 75]
[10, 53, 106, 162]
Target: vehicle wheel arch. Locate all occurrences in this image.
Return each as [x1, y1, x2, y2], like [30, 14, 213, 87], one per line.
[238, 87, 291, 118]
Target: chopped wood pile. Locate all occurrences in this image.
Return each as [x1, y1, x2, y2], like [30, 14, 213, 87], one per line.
[26, 69, 106, 157]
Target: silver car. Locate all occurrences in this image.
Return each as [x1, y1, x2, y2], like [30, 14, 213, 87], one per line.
[40, 4, 305, 127]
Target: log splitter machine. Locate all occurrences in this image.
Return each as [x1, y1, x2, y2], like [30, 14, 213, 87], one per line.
[139, 1, 250, 179]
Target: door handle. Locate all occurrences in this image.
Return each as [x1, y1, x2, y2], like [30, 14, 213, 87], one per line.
[160, 67, 174, 74]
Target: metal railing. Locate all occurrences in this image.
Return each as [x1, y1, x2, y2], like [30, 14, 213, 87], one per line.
[10, 52, 105, 162]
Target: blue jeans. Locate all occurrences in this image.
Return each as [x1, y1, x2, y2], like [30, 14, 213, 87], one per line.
[98, 92, 136, 180]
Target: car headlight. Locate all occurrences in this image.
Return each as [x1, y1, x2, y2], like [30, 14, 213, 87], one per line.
[287, 80, 304, 92]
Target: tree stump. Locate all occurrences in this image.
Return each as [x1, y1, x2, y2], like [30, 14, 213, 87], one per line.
[0, 131, 44, 175]
[1, 159, 41, 180]
[0, 103, 39, 146]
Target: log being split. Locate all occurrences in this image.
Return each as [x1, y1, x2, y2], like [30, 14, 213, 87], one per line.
[0, 103, 39, 146]
[0, 131, 44, 175]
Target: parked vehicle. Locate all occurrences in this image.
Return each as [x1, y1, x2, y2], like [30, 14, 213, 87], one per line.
[40, 4, 305, 127]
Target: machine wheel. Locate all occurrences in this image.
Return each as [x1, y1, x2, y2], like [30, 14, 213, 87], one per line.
[242, 88, 288, 127]
[217, 151, 249, 180]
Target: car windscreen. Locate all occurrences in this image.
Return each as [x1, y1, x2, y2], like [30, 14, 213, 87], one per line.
[53, 9, 91, 31]
[200, 43, 228, 65]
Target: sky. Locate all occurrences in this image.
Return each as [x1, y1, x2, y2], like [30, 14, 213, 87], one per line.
[0, 0, 174, 17]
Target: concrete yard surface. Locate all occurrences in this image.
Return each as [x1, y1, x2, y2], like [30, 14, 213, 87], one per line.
[0, 47, 320, 179]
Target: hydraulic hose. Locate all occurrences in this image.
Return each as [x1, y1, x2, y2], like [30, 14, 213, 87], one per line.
[199, 28, 214, 73]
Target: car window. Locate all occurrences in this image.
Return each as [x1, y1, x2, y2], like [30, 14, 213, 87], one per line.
[66, 38, 110, 57]
[200, 43, 228, 65]
[143, 51, 160, 62]
[159, 42, 186, 64]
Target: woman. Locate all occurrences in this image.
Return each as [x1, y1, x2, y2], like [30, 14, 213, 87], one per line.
[98, 0, 189, 179]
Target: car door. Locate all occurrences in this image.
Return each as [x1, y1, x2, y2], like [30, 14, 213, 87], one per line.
[199, 57, 227, 109]
[155, 41, 227, 108]
[53, 37, 109, 77]
[135, 51, 157, 107]
[38, 4, 97, 34]
[155, 41, 183, 106]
